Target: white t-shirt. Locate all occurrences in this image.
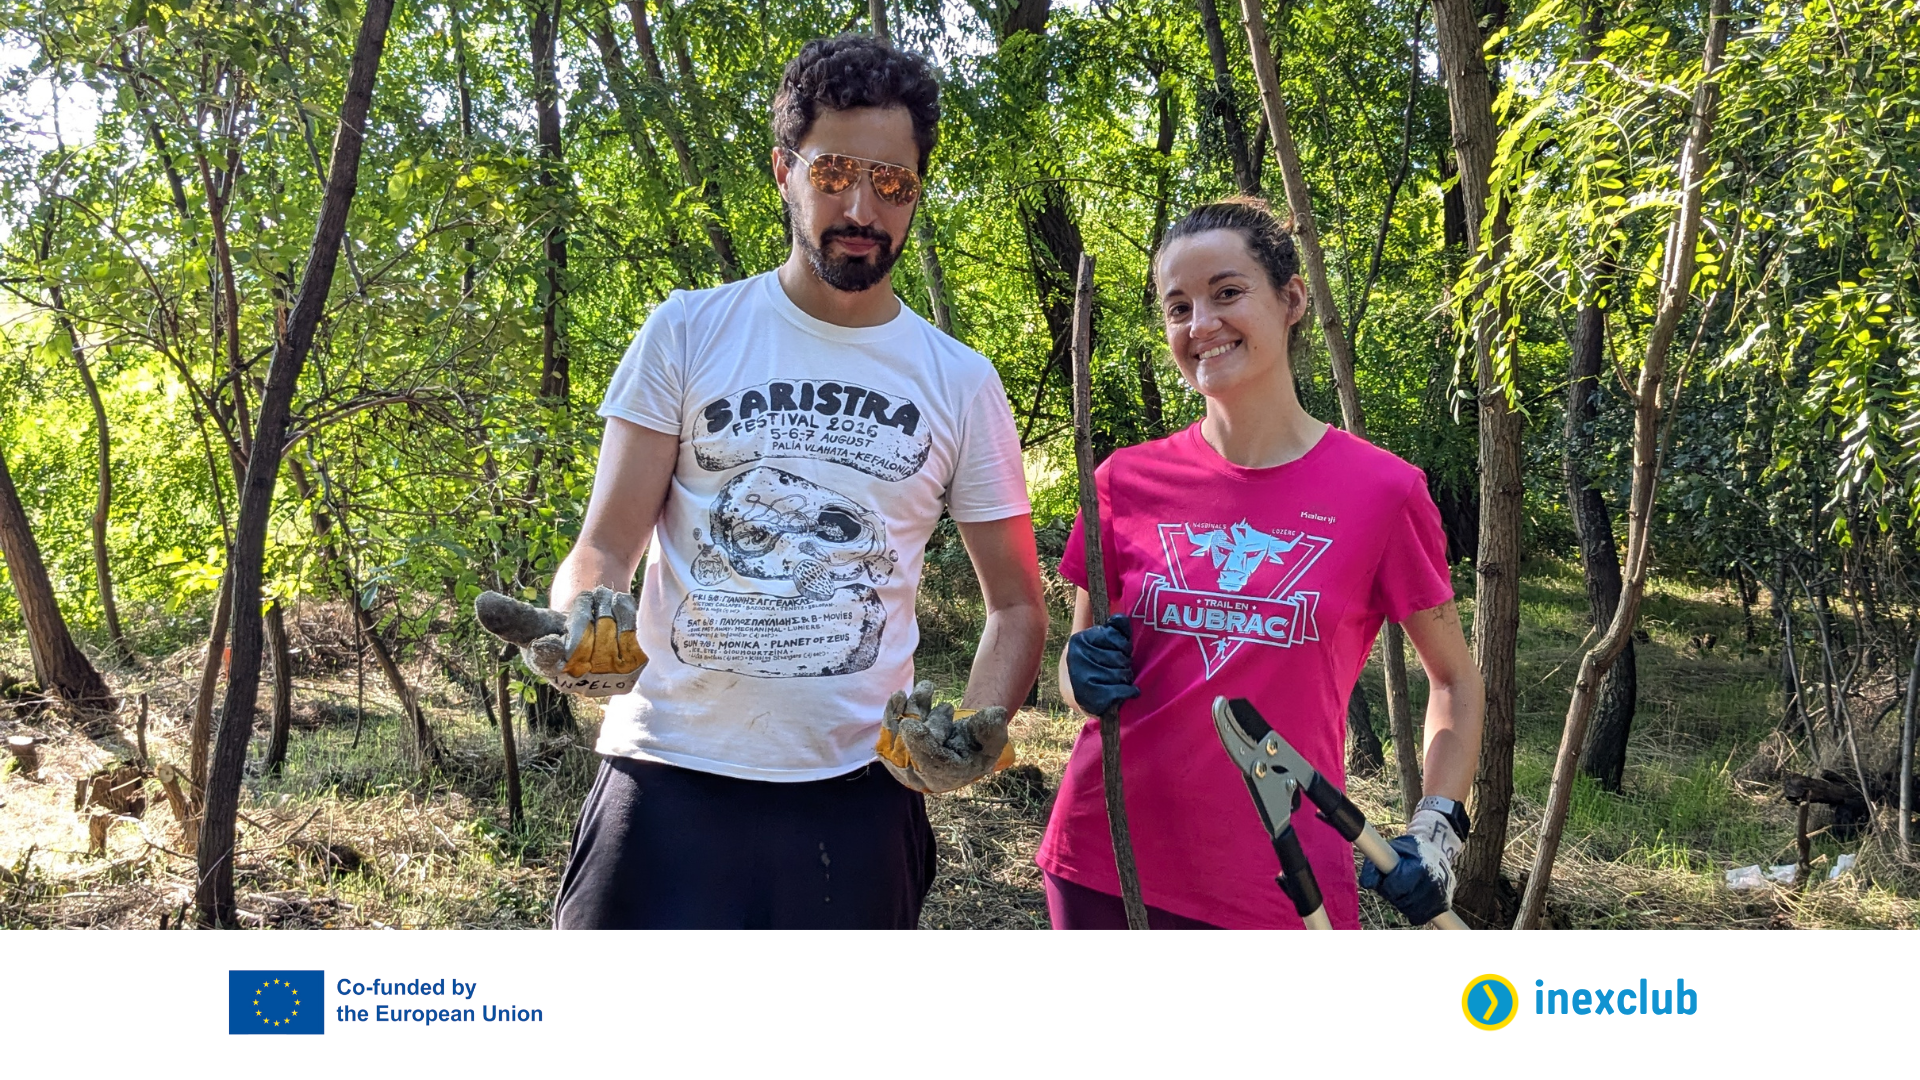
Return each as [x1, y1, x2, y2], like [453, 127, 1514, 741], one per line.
[594, 272, 1031, 780]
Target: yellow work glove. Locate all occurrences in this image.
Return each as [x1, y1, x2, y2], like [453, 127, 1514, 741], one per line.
[475, 586, 646, 697]
[875, 680, 1017, 794]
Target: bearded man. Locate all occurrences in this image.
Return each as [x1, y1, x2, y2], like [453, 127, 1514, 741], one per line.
[489, 36, 1045, 929]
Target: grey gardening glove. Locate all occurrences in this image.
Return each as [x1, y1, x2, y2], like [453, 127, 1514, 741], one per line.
[1360, 807, 1464, 926]
[874, 680, 1016, 794]
[475, 586, 645, 697]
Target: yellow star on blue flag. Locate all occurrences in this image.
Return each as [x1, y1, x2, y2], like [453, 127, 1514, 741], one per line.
[229, 970, 324, 1034]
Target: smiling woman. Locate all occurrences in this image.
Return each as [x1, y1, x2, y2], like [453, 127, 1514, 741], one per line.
[1042, 196, 1484, 931]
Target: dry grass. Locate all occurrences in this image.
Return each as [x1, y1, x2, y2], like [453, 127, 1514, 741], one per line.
[5, 560, 1919, 929]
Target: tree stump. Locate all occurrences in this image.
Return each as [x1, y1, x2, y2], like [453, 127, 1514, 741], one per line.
[87, 810, 115, 857]
[154, 762, 195, 853]
[4, 735, 38, 779]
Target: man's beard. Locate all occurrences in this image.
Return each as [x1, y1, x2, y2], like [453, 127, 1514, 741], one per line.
[798, 223, 902, 292]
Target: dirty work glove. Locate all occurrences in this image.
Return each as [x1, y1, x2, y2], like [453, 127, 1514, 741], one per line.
[1359, 805, 1465, 926]
[874, 680, 1016, 794]
[1066, 614, 1141, 717]
[475, 586, 646, 697]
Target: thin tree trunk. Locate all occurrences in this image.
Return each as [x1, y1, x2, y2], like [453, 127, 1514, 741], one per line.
[865, 0, 954, 336]
[587, 3, 701, 290]
[189, 566, 231, 803]
[287, 458, 434, 767]
[197, 0, 393, 927]
[1240, 0, 1419, 814]
[1071, 254, 1147, 931]
[451, 0, 480, 299]
[1513, 0, 1730, 930]
[1566, 271, 1636, 791]
[0, 444, 115, 712]
[1347, 681, 1384, 773]
[530, 0, 570, 402]
[263, 600, 293, 776]
[1432, 0, 1524, 929]
[497, 660, 523, 828]
[1237, 0, 1360, 430]
[1899, 631, 1919, 849]
[1383, 624, 1420, 811]
[626, 0, 741, 281]
[51, 299, 132, 661]
[1197, 0, 1257, 194]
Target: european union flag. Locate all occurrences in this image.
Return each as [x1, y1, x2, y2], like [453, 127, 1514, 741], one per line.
[229, 970, 325, 1034]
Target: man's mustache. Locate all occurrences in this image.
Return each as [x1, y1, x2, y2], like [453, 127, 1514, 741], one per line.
[819, 224, 894, 256]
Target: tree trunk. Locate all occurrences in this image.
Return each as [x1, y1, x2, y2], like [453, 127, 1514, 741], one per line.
[1432, 0, 1524, 929]
[586, 4, 701, 290]
[1196, 0, 1257, 194]
[189, 566, 232, 803]
[1239, 0, 1421, 814]
[1383, 624, 1420, 810]
[626, 0, 741, 282]
[1347, 681, 1384, 774]
[1565, 279, 1637, 791]
[263, 600, 293, 776]
[197, 0, 393, 928]
[286, 458, 434, 767]
[50, 298, 132, 662]
[1513, 0, 1729, 930]
[0, 444, 114, 713]
[497, 661, 523, 828]
[868, 0, 957, 337]
[529, 0, 570, 402]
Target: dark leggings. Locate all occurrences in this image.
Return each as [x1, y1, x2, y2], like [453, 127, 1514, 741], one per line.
[555, 757, 936, 929]
[1044, 871, 1222, 930]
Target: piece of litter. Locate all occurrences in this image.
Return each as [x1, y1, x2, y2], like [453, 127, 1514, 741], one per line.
[1764, 863, 1798, 885]
[1725, 865, 1765, 890]
[1829, 853, 1856, 880]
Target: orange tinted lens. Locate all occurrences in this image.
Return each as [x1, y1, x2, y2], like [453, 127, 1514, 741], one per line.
[808, 153, 860, 194]
[870, 164, 920, 205]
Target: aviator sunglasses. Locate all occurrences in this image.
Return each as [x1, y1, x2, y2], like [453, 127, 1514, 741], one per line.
[783, 148, 922, 206]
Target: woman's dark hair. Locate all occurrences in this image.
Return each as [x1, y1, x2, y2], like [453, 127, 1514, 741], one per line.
[1158, 196, 1310, 352]
[772, 36, 941, 176]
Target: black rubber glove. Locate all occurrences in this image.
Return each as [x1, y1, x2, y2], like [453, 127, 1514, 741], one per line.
[1065, 614, 1141, 717]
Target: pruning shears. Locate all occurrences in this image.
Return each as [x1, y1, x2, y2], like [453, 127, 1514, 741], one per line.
[1212, 696, 1470, 930]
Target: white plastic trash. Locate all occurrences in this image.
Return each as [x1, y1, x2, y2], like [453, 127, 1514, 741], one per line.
[1764, 863, 1798, 885]
[1829, 853, 1857, 880]
[1725, 865, 1766, 890]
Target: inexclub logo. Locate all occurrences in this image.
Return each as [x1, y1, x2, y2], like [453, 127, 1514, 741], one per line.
[1462, 974, 1518, 1030]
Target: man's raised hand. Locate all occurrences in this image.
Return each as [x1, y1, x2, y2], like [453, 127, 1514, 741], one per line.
[475, 586, 646, 697]
[874, 680, 1016, 794]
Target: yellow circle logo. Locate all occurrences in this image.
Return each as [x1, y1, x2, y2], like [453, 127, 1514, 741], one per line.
[1462, 974, 1517, 1030]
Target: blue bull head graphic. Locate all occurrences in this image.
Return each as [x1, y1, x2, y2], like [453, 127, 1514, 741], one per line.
[1185, 521, 1300, 593]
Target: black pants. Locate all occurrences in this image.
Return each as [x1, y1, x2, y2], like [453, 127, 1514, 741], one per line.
[554, 757, 936, 929]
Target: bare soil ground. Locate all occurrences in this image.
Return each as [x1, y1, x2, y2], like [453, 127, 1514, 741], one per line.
[3, 562, 1916, 929]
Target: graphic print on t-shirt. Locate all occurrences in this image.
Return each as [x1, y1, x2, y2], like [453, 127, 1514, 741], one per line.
[694, 379, 931, 481]
[672, 466, 898, 679]
[1130, 519, 1331, 677]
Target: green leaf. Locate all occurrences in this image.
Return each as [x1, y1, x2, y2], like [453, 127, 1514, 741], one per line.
[123, 0, 149, 30]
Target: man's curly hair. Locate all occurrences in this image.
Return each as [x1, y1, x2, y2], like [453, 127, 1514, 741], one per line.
[772, 36, 941, 176]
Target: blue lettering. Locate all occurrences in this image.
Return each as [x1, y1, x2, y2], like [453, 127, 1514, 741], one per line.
[1619, 988, 1636, 1015]
[1548, 988, 1567, 1014]
[1573, 990, 1591, 1015]
[1595, 989, 1614, 1015]
[1678, 980, 1696, 1015]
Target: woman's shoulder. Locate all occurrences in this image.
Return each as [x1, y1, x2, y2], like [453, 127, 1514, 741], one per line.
[1316, 427, 1429, 498]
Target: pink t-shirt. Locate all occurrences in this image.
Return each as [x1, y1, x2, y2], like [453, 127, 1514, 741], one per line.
[1039, 423, 1454, 929]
